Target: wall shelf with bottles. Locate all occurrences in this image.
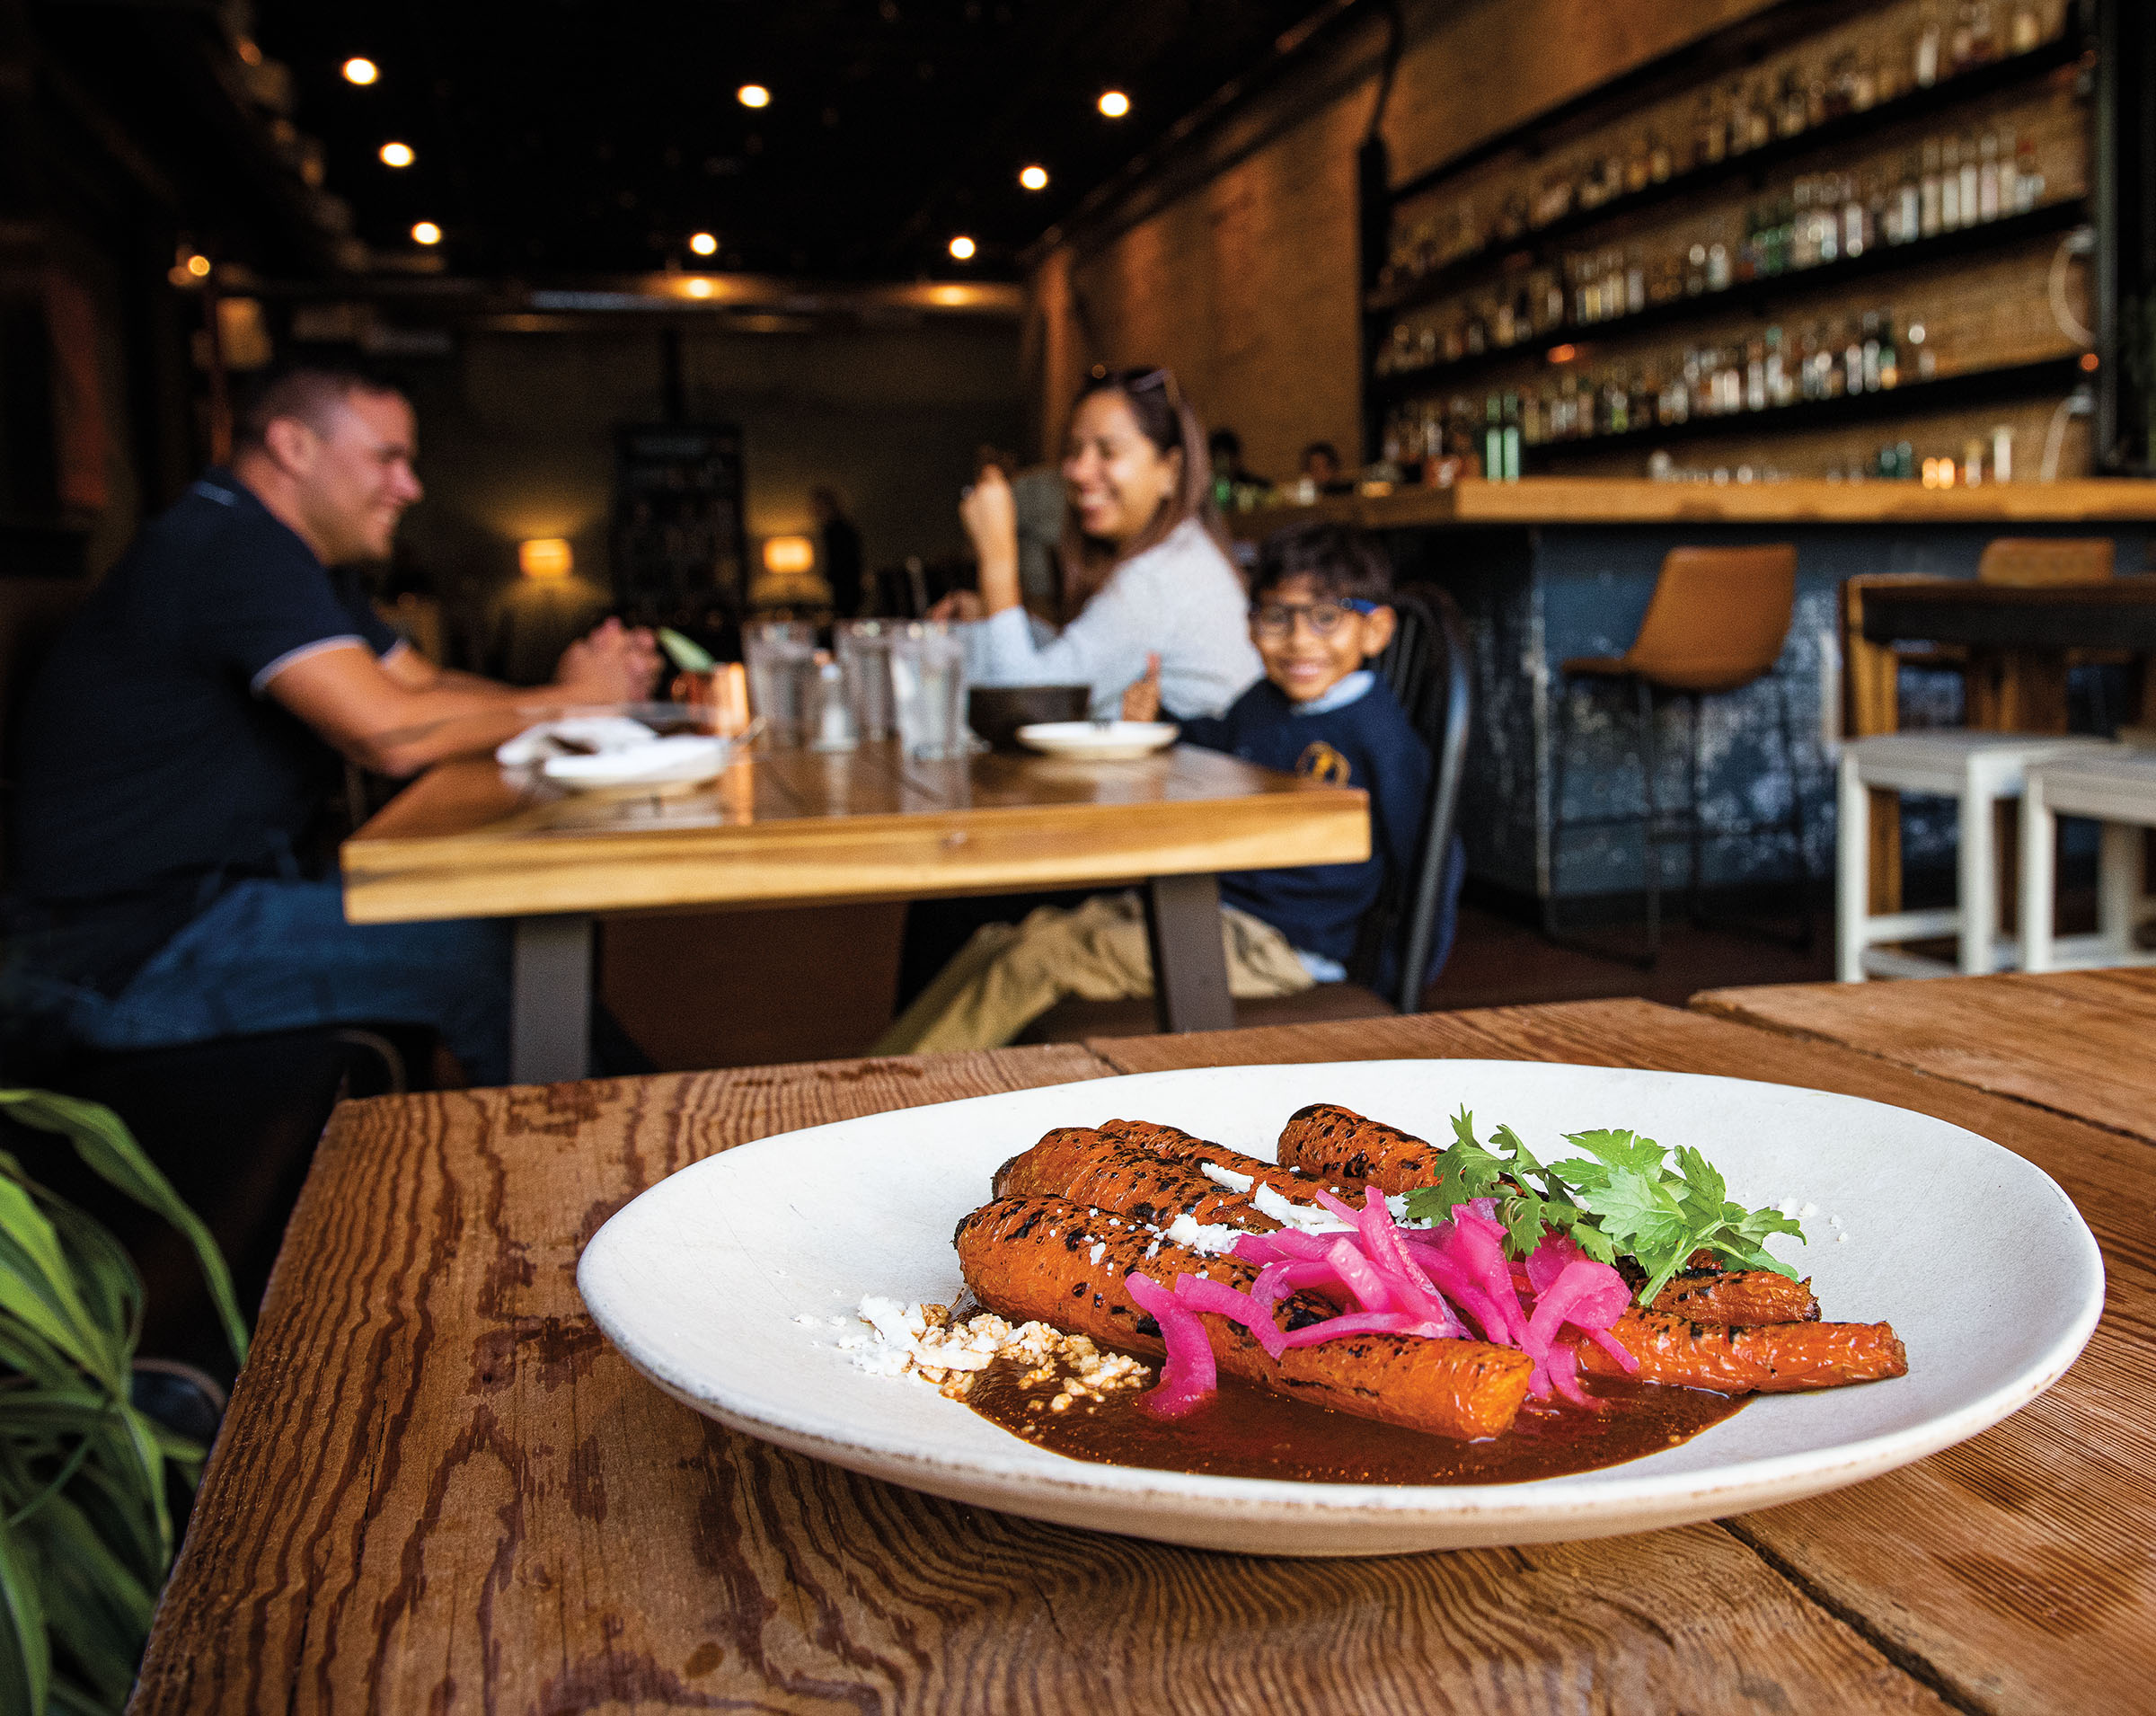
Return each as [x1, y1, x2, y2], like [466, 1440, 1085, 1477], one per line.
[1514, 353, 2081, 464]
[1369, 195, 2087, 406]
[1370, 30, 2081, 319]
[1358, 0, 2097, 479]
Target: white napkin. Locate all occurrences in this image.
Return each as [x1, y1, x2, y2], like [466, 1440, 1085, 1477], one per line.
[496, 716, 661, 766]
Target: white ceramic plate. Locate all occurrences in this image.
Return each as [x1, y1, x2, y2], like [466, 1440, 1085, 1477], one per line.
[1016, 721, 1180, 760]
[541, 734, 732, 790]
[577, 1060, 2102, 1556]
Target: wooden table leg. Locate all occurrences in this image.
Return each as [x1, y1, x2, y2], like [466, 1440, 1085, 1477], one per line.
[1143, 873, 1234, 1034]
[510, 914, 593, 1084]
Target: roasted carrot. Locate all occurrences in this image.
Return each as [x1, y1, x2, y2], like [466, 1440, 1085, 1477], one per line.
[1649, 1267, 1819, 1326]
[1095, 1118, 1366, 1205]
[992, 1128, 1279, 1231]
[1276, 1103, 1448, 1193]
[1580, 1309, 1906, 1393]
[954, 1194, 1534, 1441]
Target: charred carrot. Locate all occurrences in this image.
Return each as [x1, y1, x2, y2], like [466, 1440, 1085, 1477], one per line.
[1649, 1268, 1819, 1326]
[1096, 1118, 1365, 1205]
[1277, 1103, 1448, 1193]
[992, 1129, 1278, 1232]
[1580, 1309, 1906, 1393]
[954, 1194, 1533, 1441]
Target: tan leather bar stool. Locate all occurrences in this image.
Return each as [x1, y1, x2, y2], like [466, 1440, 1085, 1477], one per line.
[1543, 544, 1807, 967]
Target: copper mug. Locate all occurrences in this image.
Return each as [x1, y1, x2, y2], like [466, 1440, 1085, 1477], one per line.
[671, 661, 752, 736]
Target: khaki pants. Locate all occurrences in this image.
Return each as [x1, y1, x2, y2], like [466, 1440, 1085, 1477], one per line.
[871, 889, 1314, 1055]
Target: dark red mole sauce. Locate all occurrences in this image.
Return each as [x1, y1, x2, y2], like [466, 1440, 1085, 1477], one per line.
[964, 1355, 1747, 1485]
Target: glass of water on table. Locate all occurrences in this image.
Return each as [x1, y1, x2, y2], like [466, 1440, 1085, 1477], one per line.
[888, 622, 970, 760]
[742, 620, 817, 744]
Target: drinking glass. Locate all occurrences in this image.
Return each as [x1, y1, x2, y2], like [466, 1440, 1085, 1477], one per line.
[835, 619, 897, 741]
[888, 623, 969, 761]
[742, 620, 817, 744]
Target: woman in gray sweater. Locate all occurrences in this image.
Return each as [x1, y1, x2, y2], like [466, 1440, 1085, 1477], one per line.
[946, 367, 1261, 720]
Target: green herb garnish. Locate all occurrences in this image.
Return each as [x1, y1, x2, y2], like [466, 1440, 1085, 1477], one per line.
[656, 626, 715, 673]
[1402, 1109, 1804, 1305]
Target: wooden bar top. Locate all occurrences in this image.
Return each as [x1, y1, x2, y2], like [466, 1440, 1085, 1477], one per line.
[136, 996, 2153, 1713]
[341, 739, 1369, 923]
[1230, 476, 2156, 536]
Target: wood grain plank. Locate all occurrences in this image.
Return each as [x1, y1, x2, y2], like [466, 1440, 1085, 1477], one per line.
[1092, 1000, 2156, 1716]
[135, 1028, 1961, 1716]
[1693, 969, 2156, 1145]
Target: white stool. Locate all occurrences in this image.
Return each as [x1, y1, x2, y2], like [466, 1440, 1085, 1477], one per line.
[1836, 733, 2113, 981]
[2019, 748, 2156, 973]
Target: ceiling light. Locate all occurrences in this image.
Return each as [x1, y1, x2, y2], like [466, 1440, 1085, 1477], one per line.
[948, 234, 976, 261]
[342, 57, 378, 86]
[689, 231, 718, 256]
[1097, 90, 1130, 119]
[737, 84, 771, 109]
[685, 277, 714, 298]
[520, 538, 573, 579]
[1019, 164, 1048, 191]
[379, 141, 414, 168]
[184, 252, 213, 279]
[764, 535, 815, 574]
[411, 220, 441, 245]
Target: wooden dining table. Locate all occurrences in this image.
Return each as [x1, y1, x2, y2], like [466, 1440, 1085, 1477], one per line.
[133, 969, 2155, 1713]
[340, 739, 1369, 1083]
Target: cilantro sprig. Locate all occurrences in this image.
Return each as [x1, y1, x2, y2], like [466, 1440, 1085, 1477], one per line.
[1401, 1110, 1805, 1306]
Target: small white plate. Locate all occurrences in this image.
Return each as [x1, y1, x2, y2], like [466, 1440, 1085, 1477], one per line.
[541, 734, 731, 790]
[1016, 721, 1180, 760]
[577, 1060, 2103, 1557]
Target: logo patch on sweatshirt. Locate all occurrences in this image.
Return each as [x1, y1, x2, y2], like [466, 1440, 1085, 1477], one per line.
[1296, 741, 1353, 785]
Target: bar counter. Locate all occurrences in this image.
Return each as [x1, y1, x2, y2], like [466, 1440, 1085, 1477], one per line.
[1233, 479, 2156, 906]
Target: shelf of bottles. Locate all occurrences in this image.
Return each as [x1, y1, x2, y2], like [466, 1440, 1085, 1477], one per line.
[1364, 0, 2096, 483]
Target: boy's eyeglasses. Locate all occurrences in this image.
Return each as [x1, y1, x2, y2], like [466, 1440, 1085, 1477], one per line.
[1250, 597, 1377, 639]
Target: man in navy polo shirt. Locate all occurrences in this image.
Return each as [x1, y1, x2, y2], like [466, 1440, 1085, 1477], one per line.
[4, 363, 657, 1084]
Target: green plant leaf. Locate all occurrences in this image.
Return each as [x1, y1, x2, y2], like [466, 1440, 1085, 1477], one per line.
[656, 626, 715, 672]
[0, 1092, 247, 1364]
[0, 1508, 50, 1716]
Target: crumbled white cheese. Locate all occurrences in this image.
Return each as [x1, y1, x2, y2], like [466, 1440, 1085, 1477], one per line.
[1162, 1211, 1247, 1256]
[1087, 1240, 1107, 1265]
[1250, 1182, 1355, 1234]
[1199, 1161, 1255, 1194]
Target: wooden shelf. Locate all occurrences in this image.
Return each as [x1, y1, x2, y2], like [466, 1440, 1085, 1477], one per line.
[1369, 199, 2090, 406]
[1227, 476, 2156, 536]
[1370, 32, 2085, 319]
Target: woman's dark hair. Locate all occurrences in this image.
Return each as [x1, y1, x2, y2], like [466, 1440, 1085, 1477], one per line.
[1250, 523, 1394, 606]
[1055, 366, 1230, 618]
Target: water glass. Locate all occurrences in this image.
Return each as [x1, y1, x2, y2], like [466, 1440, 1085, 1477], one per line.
[835, 619, 896, 741]
[742, 620, 817, 744]
[888, 623, 969, 761]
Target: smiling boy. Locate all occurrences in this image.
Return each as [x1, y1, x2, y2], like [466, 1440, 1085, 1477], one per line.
[873, 524, 1454, 1053]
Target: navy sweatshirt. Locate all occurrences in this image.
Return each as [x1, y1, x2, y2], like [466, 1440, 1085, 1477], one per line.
[1180, 672, 1431, 967]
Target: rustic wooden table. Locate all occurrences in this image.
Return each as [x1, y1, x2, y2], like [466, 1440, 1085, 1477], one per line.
[340, 739, 1368, 1083]
[134, 986, 2152, 1713]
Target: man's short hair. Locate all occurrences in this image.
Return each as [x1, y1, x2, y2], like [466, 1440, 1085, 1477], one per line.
[234, 362, 402, 452]
[1251, 522, 1394, 606]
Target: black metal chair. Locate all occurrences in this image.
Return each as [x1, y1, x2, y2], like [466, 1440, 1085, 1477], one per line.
[1018, 580, 1473, 1039]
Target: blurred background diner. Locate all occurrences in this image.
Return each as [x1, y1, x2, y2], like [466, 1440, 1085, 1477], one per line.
[3, 0, 2155, 1371]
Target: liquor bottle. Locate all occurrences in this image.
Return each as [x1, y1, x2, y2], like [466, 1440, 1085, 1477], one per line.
[1957, 136, 1980, 228]
[1798, 325, 1822, 400]
[2014, 133, 2040, 212]
[1817, 179, 1841, 264]
[1877, 314, 1900, 389]
[1967, 0, 1999, 64]
[1908, 316, 1936, 379]
[1978, 131, 2001, 221]
[1851, 49, 1878, 111]
[1851, 176, 1876, 257]
[1921, 139, 1944, 235]
[1648, 130, 1672, 183]
[1765, 324, 1791, 407]
[1707, 228, 1733, 292]
[1949, 1, 1976, 71]
[1501, 394, 1522, 480]
[1687, 241, 1708, 296]
[1625, 136, 1651, 194]
[1861, 311, 1883, 393]
[1843, 322, 1865, 395]
[1727, 82, 1753, 155]
[1792, 179, 1817, 269]
[1483, 395, 1502, 479]
[1698, 91, 1725, 167]
[2010, 3, 2041, 53]
[1747, 81, 1772, 150]
[1915, 2, 1943, 86]
[1940, 137, 1961, 230]
[1778, 67, 1808, 139]
[1895, 154, 1922, 243]
[1745, 335, 1767, 412]
[1625, 245, 1646, 315]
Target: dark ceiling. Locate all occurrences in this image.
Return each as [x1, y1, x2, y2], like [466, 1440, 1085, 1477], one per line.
[247, 0, 1339, 281]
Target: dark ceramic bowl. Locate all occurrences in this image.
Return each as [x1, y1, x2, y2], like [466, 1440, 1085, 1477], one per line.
[968, 684, 1091, 751]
